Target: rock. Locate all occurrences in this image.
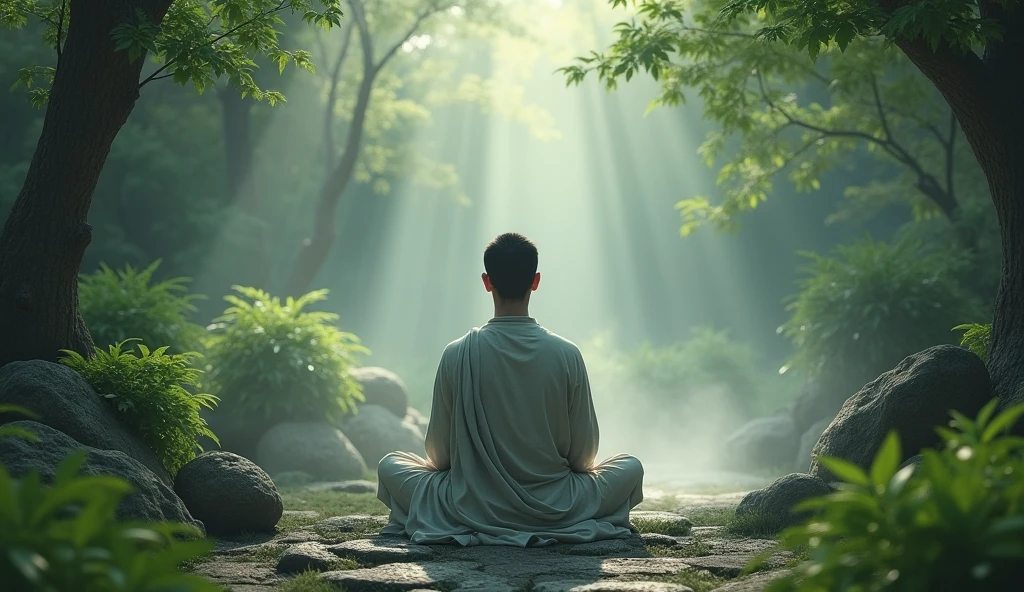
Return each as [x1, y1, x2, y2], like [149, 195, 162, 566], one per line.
[193, 562, 283, 588]
[535, 582, 694, 592]
[559, 537, 645, 557]
[277, 542, 337, 574]
[709, 570, 791, 592]
[0, 421, 202, 531]
[307, 479, 377, 494]
[350, 366, 409, 418]
[256, 422, 367, 481]
[810, 345, 990, 483]
[405, 407, 429, 433]
[630, 511, 694, 536]
[174, 451, 283, 536]
[794, 417, 832, 472]
[272, 471, 315, 487]
[341, 405, 426, 467]
[0, 360, 170, 482]
[640, 533, 678, 547]
[735, 473, 831, 532]
[315, 514, 390, 535]
[323, 562, 485, 592]
[328, 537, 436, 564]
[724, 415, 799, 471]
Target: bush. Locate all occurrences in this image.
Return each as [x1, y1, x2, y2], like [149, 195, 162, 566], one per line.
[79, 261, 205, 354]
[203, 287, 368, 425]
[0, 408, 216, 592]
[59, 341, 219, 476]
[782, 236, 984, 392]
[767, 400, 1024, 591]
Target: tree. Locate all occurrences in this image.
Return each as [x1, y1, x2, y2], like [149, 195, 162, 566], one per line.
[284, 0, 494, 295]
[566, 0, 1024, 407]
[561, 0, 991, 238]
[0, 0, 342, 368]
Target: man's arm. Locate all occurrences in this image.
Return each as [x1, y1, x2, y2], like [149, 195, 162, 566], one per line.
[423, 346, 454, 471]
[566, 350, 600, 472]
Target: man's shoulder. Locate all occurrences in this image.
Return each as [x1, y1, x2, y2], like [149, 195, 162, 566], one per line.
[537, 325, 584, 358]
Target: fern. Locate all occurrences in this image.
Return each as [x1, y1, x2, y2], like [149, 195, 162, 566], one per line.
[60, 340, 219, 475]
[953, 323, 992, 361]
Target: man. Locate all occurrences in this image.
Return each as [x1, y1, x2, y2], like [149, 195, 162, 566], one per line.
[376, 232, 644, 546]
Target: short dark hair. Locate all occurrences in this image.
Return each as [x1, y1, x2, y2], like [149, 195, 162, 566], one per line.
[483, 233, 538, 300]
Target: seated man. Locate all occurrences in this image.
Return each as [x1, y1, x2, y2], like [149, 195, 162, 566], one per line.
[377, 232, 644, 546]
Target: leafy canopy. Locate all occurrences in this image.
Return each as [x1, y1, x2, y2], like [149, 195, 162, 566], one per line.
[203, 286, 368, 424]
[766, 399, 1024, 591]
[78, 260, 206, 354]
[1, 0, 344, 106]
[782, 235, 984, 391]
[560, 0, 989, 235]
[59, 340, 219, 476]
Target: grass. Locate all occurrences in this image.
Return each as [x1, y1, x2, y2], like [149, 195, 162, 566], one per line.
[631, 516, 693, 537]
[686, 506, 736, 527]
[277, 489, 388, 532]
[646, 536, 714, 558]
[725, 511, 788, 540]
[654, 568, 728, 592]
[275, 571, 336, 592]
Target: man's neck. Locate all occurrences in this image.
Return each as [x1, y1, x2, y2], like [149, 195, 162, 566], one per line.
[493, 299, 530, 318]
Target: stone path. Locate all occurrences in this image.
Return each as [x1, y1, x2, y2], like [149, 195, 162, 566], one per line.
[194, 492, 791, 592]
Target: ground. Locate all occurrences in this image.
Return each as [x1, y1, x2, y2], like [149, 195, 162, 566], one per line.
[187, 476, 793, 592]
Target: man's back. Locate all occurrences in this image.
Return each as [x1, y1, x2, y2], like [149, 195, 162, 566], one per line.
[436, 316, 598, 485]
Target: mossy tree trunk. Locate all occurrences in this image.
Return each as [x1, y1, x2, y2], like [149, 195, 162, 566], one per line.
[0, 0, 174, 369]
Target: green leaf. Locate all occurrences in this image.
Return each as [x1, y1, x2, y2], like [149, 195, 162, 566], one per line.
[818, 456, 871, 487]
[982, 404, 1024, 443]
[870, 431, 902, 486]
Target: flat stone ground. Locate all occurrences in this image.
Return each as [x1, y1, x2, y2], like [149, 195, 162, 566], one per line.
[190, 477, 791, 592]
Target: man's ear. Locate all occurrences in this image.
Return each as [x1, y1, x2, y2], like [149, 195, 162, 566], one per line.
[482, 273, 493, 293]
[531, 272, 541, 291]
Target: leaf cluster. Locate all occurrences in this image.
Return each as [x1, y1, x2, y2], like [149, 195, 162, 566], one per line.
[78, 260, 206, 354]
[953, 322, 992, 361]
[782, 235, 985, 390]
[0, 447, 217, 592]
[767, 399, 1024, 591]
[203, 286, 368, 425]
[59, 340, 219, 476]
[560, 0, 987, 235]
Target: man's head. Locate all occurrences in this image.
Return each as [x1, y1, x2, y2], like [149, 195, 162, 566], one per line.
[482, 233, 540, 301]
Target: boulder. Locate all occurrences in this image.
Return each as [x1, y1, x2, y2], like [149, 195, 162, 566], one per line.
[0, 360, 170, 482]
[174, 451, 283, 536]
[734, 473, 831, 532]
[405, 407, 430, 433]
[723, 415, 799, 470]
[0, 421, 202, 531]
[794, 417, 833, 473]
[810, 345, 990, 483]
[349, 366, 409, 418]
[257, 422, 367, 481]
[341, 404, 426, 467]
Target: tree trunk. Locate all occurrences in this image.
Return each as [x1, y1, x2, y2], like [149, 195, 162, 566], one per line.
[284, 1, 377, 297]
[0, 0, 173, 368]
[893, 30, 1024, 407]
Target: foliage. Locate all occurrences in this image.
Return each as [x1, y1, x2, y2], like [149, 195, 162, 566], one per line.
[560, 0, 991, 235]
[203, 286, 368, 424]
[1, 0, 344, 106]
[0, 449, 217, 591]
[954, 323, 992, 362]
[59, 340, 219, 476]
[768, 400, 1024, 591]
[79, 260, 206, 354]
[782, 235, 984, 390]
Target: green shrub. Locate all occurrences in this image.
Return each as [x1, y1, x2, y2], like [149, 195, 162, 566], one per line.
[203, 287, 368, 424]
[767, 400, 1024, 591]
[954, 322, 992, 361]
[782, 236, 985, 391]
[0, 449, 217, 591]
[59, 340, 219, 475]
[79, 261, 205, 353]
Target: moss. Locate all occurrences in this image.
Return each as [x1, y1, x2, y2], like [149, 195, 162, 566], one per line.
[653, 568, 728, 592]
[275, 571, 336, 592]
[646, 536, 714, 558]
[631, 517, 692, 537]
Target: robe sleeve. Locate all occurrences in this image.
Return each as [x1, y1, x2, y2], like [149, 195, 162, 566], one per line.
[424, 346, 454, 471]
[566, 350, 600, 472]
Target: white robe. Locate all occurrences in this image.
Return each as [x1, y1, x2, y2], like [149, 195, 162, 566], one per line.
[377, 316, 644, 546]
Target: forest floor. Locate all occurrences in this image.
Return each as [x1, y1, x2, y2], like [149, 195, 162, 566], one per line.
[187, 476, 793, 592]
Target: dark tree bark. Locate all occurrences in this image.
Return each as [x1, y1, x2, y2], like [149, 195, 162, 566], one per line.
[890, 5, 1024, 406]
[0, 0, 174, 369]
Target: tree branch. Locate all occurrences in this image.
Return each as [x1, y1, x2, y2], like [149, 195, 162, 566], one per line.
[372, 2, 451, 73]
[324, 17, 356, 168]
[138, 1, 290, 89]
